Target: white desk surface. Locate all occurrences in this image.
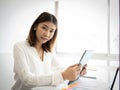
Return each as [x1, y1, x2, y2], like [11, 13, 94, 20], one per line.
[32, 66, 119, 90]
[59, 66, 119, 90]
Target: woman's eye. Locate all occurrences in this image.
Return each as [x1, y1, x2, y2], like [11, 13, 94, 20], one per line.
[42, 26, 47, 30]
[50, 30, 55, 33]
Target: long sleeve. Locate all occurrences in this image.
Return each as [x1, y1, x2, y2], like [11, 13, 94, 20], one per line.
[51, 53, 65, 71]
[13, 43, 53, 87]
[51, 53, 65, 85]
[14, 43, 64, 88]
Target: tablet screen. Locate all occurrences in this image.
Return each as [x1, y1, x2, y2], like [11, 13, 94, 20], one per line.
[79, 50, 93, 66]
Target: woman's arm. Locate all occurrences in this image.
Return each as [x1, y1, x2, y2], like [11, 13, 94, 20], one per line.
[13, 43, 64, 87]
[51, 53, 82, 81]
[51, 53, 65, 72]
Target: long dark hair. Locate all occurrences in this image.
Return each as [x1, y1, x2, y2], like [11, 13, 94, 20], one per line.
[27, 12, 58, 52]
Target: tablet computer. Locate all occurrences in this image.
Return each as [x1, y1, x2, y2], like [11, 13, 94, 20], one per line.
[78, 50, 93, 67]
[68, 50, 93, 85]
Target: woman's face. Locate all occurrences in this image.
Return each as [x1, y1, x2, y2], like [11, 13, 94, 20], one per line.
[35, 21, 56, 44]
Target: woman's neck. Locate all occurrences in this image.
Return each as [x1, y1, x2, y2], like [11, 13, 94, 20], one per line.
[35, 41, 42, 52]
[34, 42, 44, 61]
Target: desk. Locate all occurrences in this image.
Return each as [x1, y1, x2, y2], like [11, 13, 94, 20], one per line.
[32, 66, 118, 90]
[62, 77, 108, 90]
[60, 66, 118, 90]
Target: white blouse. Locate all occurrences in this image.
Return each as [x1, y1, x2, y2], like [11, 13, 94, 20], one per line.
[12, 41, 65, 90]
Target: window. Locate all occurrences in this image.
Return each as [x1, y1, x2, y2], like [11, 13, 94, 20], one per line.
[56, 0, 119, 55]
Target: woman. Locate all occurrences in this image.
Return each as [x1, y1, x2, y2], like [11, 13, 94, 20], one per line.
[12, 12, 87, 90]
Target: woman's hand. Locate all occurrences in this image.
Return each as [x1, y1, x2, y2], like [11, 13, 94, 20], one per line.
[62, 64, 82, 81]
[80, 64, 87, 76]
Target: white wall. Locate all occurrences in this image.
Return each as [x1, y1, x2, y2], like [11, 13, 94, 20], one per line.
[0, 53, 14, 90]
[0, 0, 55, 53]
[0, 0, 55, 90]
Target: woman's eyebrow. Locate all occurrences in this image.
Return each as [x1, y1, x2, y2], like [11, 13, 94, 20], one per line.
[42, 24, 54, 30]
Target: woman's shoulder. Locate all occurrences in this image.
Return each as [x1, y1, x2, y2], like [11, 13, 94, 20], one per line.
[14, 40, 30, 48]
[46, 51, 57, 58]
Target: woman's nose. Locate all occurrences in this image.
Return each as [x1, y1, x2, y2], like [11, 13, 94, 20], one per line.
[44, 31, 50, 37]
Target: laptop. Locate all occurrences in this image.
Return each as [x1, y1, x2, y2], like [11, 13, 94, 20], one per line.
[110, 67, 119, 90]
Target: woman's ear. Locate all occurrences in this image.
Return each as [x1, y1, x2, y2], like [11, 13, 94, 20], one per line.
[34, 28, 36, 31]
[34, 24, 38, 31]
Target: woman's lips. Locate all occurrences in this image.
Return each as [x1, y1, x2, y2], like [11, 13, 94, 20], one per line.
[41, 37, 48, 41]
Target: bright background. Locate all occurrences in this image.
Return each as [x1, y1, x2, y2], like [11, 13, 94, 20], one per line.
[0, 0, 119, 90]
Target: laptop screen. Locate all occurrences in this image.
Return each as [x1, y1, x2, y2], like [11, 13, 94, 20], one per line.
[110, 67, 119, 90]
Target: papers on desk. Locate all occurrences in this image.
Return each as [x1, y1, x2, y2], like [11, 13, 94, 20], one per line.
[78, 77, 108, 90]
[62, 82, 80, 90]
[84, 68, 97, 79]
[61, 67, 112, 90]
[62, 77, 108, 90]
